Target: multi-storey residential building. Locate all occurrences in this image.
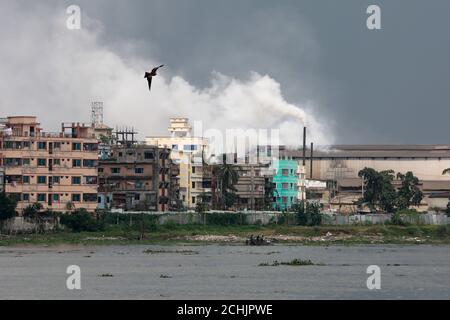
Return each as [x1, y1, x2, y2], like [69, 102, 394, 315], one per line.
[0, 116, 99, 213]
[233, 163, 272, 211]
[98, 141, 177, 212]
[272, 158, 299, 211]
[145, 118, 210, 208]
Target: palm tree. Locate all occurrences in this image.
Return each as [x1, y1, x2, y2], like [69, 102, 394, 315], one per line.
[443, 168, 450, 175]
[213, 154, 240, 209]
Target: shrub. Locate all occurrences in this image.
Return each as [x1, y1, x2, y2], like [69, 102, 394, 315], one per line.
[60, 209, 104, 232]
[436, 225, 449, 237]
[296, 201, 322, 226]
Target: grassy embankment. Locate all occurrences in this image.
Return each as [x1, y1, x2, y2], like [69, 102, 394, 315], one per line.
[1, 223, 450, 246]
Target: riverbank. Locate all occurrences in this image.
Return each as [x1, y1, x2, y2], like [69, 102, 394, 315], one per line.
[1, 224, 450, 246]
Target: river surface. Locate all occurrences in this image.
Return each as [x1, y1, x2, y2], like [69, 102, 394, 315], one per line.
[0, 244, 449, 300]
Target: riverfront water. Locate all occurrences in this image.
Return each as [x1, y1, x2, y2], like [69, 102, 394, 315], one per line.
[0, 244, 449, 299]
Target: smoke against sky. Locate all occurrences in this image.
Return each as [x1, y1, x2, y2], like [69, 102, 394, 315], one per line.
[0, 1, 331, 146]
[2, 1, 450, 144]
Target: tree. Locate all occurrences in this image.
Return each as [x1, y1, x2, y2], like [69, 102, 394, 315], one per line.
[443, 168, 450, 175]
[396, 172, 423, 209]
[0, 192, 17, 233]
[358, 168, 396, 212]
[213, 155, 240, 209]
[23, 202, 45, 233]
[195, 192, 211, 213]
[264, 178, 276, 209]
[60, 209, 103, 232]
[295, 201, 322, 226]
[223, 192, 239, 210]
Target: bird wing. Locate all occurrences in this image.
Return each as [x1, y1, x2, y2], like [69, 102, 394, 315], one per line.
[147, 76, 152, 91]
[151, 65, 164, 73]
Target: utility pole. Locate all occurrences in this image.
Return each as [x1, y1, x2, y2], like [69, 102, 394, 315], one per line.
[310, 142, 314, 179]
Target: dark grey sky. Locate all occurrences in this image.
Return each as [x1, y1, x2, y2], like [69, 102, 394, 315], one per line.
[5, 0, 450, 144]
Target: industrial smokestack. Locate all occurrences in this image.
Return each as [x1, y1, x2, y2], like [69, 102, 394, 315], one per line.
[310, 142, 314, 179]
[302, 127, 306, 166]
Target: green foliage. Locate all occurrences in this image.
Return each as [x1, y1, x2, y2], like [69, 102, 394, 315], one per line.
[195, 193, 211, 213]
[396, 172, 423, 209]
[60, 209, 104, 232]
[205, 212, 246, 225]
[358, 168, 396, 212]
[295, 201, 323, 226]
[264, 179, 276, 209]
[387, 212, 409, 226]
[446, 199, 450, 217]
[0, 192, 17, 223]
[223, 192, 238, 209]
[23, 203, 43, 221]
[436, 225, 450, 237]
[359, 168, 423, 213]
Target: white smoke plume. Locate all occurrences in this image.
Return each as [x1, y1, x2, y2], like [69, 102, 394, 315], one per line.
[0, 1, 332, 146]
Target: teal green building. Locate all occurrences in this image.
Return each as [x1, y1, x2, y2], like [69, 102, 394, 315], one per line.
[272, 158, 299, 211]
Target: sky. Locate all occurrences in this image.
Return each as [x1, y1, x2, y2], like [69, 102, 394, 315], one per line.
[0, 0, 449, 145]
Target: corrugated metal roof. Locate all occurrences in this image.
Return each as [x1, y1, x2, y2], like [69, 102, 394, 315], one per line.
[282, 145, 450, 159]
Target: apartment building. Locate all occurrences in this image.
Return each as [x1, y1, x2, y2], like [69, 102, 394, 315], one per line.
[98, 142, 178, 212]
[145, 118, 210, 208]
[233, 163, 272, 211]
[0, 116, 99, 213]
[272, 158, 299, 211]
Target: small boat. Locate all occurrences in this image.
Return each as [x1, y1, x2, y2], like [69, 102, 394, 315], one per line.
[246, 235, 271, 246]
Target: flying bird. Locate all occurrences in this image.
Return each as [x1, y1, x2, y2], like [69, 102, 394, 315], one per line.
[144, 65, 164, 91]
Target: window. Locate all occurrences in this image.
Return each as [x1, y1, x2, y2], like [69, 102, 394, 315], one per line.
[282, 196, 288, 204]
[5, 158, 21, 166]
[37, 142, 47, 150]
[37, 176, 47, 184]
[98, 168, 104, 173]
[83, 193, 97, 202]
[135, 168, 144, 174]
[282, 183, 289, 189]
[72, 159, 81, 167]
[144, 152, 154, 159]
[192, 167, 196, 174]
[53, 142, 61, 150]
[192, 181, 196, 189]
[111, 168, 121, 174]
[183, 144, 198, 151]
[71, 176, 81, 185]
[192, 196, 196, 204]
[72, 143, 81, 151]
[282, 169, 289, 176]
[83, 143, 97, 151]
[53, 159, 61, 166]
[23, 193, 30, 201]
[83, 159, 97, 167]
[37, 158, 46, 166]
[52, 194, 60, 201]
[172, 144, 178, 150]
[134, 194, 140, 201]
[53, 176, 60, 184]
[37, 193, 46, 202]
[84, 176, 97, 185]
[71, 194, 81, 202]
[23, 158, 30, 166]
[23, 176, 30, 184]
